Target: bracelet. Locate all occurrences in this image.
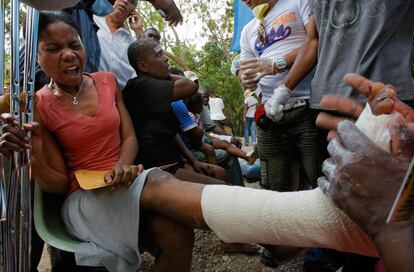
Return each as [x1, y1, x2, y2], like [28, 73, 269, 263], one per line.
[275, 56, 288, 73]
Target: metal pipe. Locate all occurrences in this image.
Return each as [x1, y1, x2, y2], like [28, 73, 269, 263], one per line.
[6, 0, 21, 271]
[19, 7, 39, 272]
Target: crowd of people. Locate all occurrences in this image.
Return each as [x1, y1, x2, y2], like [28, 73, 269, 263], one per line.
[0, 0, 413, 271]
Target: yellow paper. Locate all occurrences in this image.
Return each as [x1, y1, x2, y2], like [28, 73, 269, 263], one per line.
[75, 169, 109, 190]
[252, 3, 269, 19]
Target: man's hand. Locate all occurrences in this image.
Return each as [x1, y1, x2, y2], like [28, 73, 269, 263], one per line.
[318, 121, 411, 237]
[230, 137, 242, 148]
[0, 113, 38, 157]
[264, 85, 290, 122]
[149, 0, 183, 26]
[129, 10, 144, 37]
[316, 73, 414, 140]
[239, 58, 276, 90]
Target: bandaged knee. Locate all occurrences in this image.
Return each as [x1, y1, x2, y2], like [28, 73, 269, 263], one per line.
[201, 186, 378, 257]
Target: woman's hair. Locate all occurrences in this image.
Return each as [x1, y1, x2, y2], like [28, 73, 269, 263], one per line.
[38, 12, 80, 39]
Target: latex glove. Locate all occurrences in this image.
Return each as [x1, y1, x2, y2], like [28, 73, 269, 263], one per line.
[239, 58, 275, 90]
[264, 85, 291, 122]
[318, 121, 412, 237]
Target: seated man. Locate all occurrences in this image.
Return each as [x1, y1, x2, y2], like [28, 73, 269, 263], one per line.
[123, 37, 227, 182]
[171, 97, 255, 187]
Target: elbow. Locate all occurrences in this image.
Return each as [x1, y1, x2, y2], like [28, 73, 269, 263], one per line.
[34, 177, 70, 195]
[189, 80, 198, 95]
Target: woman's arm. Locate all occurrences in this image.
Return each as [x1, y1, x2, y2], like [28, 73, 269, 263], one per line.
[31, 115, 71, 194]
[107, 87, 140, 186]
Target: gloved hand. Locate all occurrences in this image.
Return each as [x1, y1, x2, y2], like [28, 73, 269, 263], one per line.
[239, 58, 276, 90]
[264, 85, 291, 122]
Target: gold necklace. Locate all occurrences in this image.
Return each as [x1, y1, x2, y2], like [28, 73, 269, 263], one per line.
[49, 76, 86, 106]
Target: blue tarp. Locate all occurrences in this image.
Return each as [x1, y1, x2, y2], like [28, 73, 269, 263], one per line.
[230, 0, 254, 52]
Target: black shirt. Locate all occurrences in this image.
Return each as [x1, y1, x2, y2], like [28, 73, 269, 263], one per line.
[123, 75, 182, 167]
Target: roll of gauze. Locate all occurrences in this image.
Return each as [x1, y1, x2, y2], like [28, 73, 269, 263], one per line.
[201, 186, 378, 257]
[355, 103, 398, 153]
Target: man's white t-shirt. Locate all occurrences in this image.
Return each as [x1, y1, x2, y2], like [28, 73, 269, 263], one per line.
[244, 96, 258, 118]
[209, 97, 226, 121]
[240, 0, 313, 102]
[94, 15, 136, 89]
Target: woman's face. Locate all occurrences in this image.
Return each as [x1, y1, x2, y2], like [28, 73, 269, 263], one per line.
[37, 22, 85, 87]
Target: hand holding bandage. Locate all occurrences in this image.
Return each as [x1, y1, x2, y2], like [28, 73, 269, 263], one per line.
[317, 73, 414, 237]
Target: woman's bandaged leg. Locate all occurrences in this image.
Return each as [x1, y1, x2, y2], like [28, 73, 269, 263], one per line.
[201, 186, 378, 257]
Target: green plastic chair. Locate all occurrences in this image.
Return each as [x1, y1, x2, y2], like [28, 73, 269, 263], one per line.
[33, 183, 82, 253]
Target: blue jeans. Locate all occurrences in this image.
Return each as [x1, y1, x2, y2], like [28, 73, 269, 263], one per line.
[244, 117, 257, 145]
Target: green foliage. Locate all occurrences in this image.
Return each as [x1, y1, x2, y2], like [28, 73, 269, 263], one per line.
[140, 0, 245, 135]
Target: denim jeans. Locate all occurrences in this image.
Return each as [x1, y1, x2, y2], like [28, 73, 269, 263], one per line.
[193, 149, 244, 187]
[257, 105, 324, 191]
[244, 117, 257, 145]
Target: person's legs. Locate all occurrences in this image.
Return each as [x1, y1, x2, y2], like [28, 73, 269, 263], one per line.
[140, 169, 209, 229]
[244, 120, 250, 145]
[215, 149, 245, 187]
[144, 212, 194, 272]
[256, 125, 292, 191]
[292, 108, 324, 188]
[175, 166, 227, 184]
[248, 118, 257, 145]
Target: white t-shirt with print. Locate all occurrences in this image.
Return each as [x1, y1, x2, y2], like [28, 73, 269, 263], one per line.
[240, 0, 313, 102]
[244, 96, 258, 118]
[209, 97, 226, 121]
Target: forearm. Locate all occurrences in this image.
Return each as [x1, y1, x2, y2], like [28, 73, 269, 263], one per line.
[374, 218, 414, 272]
[117, 135, 138, 165]
[283, 40, 317, 90]
[199, 142, 218, 165]
[175, 135, 197, 164]
[32, 156, 70, 194]
[211, 126, 228, 135]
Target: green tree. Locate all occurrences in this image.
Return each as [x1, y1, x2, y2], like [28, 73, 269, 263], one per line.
[138, 0, 246, 135]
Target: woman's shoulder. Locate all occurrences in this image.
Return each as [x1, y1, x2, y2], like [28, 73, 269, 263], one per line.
[89, 71, 116, 84]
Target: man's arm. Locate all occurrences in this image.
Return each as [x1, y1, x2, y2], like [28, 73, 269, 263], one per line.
[170, 74, 198, 100]
[283, 15, 318, 90]
[143, 0, 183, 26]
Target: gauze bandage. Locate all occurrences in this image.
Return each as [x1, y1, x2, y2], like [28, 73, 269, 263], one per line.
[201, 186, 378, 257]
[355, 103, 398, 153]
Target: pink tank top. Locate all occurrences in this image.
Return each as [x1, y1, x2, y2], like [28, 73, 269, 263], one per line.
[36, 72, 121, 193]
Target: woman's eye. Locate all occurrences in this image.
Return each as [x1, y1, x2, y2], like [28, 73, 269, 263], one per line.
[71, 44, 82, 50]
[45, 47, 59, 52]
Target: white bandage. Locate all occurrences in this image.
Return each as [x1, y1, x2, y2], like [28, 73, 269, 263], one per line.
[201, 186, 378, 257]
[355, 103, 398, 153]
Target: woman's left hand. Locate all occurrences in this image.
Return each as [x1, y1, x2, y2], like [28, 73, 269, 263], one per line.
[104, 164, 144, 187]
